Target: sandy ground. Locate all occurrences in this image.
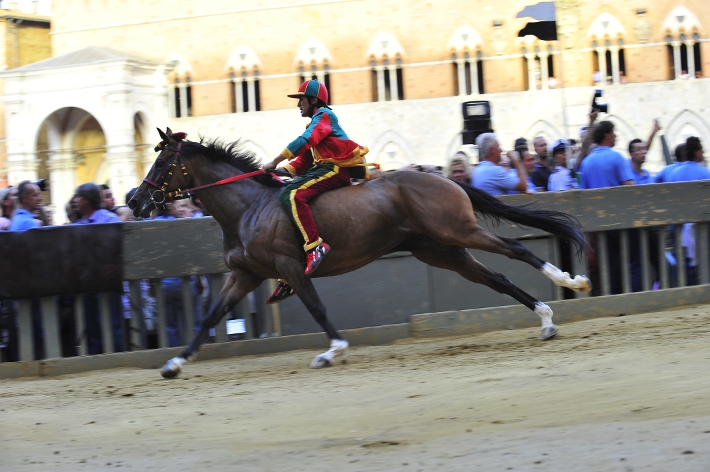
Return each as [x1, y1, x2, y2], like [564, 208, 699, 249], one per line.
[2, 305, 710, 472]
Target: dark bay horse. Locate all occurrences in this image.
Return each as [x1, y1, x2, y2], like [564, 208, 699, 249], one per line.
[128, 129, 591, 378]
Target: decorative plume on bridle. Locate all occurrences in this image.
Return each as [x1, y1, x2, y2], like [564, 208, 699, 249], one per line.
[154, 132, 188, 152]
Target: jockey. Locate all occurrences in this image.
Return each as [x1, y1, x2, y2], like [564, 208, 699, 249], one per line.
[262, 79, 369, 303]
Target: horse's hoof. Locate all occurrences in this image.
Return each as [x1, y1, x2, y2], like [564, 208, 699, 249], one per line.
[540, 325, 558, 340]
[574, 275, 592, 293]
[160, 358, 184, 379]
[309, 355, 333, 369]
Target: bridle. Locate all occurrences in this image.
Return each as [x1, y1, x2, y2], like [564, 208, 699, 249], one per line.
[142, 139, 285, 209]
[142, 141, 188, 207]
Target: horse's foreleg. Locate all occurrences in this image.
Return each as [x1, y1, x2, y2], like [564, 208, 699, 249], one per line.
[282, 268, 348, 368]
[161, 269, 262, 379]
[411, 242, 558, 340]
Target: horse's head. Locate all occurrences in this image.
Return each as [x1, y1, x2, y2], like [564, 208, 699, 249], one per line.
[128, 127, 191, 219]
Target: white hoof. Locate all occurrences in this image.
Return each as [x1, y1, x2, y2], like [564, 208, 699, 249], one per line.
[309, 339, 349, 369]
[573, 275, 592, 292]
[309, 353, 334, 369]
[540, 325, 559, 340]
[541, 263, 593, 293]
[160, 357, 186, 379]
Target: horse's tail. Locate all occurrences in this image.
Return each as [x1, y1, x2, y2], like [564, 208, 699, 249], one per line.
[450, 179, 589, 256]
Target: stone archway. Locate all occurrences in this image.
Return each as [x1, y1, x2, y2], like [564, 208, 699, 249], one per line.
[35, 107, 107, 223]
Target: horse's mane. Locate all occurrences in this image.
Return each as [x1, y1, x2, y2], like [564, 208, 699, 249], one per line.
[189, 138, 285, 187]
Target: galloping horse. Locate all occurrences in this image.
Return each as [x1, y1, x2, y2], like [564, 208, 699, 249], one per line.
[128, 129, 591, 378]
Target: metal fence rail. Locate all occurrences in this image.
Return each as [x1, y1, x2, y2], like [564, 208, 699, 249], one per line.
[2, 181, 709, 364]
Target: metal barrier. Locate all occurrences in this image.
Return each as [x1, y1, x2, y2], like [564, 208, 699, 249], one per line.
[2, 181, 709, 364]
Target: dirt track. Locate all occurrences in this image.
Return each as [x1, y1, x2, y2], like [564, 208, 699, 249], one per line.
[2, 305, 710, 471]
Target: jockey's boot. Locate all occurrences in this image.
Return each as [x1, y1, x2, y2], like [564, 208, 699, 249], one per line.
[265, 280, 295, 304]
[304, 242, 330, 276]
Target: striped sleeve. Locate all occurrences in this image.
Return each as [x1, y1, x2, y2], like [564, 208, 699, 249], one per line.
[285, 111, 333, 156]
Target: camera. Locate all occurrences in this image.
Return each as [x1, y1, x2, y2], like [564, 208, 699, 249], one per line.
[461, 100, 494, 145]
[591, 89, 608, 114]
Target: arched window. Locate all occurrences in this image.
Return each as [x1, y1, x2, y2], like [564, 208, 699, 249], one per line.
[172, 75, 193, 118]
[522, 45, 554, 91]
[371, 56, 404, 102]
[294, 40, 333, 102]
[591, 39, 625, 85]
[366, 33, 405, 102]
[230, 69, 260, 113]
[667, 32, 702, 80]
[453, 50, 485, 95]
[225, 46, 262, 112]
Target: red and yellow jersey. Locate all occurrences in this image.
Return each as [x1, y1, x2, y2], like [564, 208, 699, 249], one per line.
[281, 108, 369, 175]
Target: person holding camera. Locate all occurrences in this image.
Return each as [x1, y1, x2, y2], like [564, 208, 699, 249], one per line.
[471, 133, 527, 195]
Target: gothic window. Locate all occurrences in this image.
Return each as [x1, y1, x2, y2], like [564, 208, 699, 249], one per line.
[667, 32, 702, 80]
[371, 56, 404, 102]
[172, 76, 193, 118]
[522, 46, 554, 91]
[453, 51, 484, 95]
[591, 39, 626, 85]
[231, 69, 260, 113]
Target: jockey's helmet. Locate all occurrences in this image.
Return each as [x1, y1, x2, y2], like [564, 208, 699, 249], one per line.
[287, 79, 330, 108]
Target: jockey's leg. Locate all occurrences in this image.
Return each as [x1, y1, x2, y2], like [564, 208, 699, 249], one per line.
[278, 164, 351, 274]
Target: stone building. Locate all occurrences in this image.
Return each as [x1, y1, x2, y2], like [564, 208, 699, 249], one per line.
[0, 6, 50, 189]
[2, 0, 709, 222]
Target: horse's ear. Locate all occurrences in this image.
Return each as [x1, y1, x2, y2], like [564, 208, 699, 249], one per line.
[157, 127, 169, 142]
[166, 126, 173, 137]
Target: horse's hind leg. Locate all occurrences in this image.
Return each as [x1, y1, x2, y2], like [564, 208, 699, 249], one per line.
[435, 225, 591, 293]
[410, 240, 558, 340]
[160, 268, 262, 378]
[279, 263, 348, 368]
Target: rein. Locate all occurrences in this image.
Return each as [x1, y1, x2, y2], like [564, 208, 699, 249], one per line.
[143, 140, 286, 206]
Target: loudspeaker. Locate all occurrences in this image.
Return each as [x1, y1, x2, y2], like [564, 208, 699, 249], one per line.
[461, 101, 493, 145]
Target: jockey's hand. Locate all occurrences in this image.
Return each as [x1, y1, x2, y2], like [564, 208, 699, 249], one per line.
[262, 159, 279, 173]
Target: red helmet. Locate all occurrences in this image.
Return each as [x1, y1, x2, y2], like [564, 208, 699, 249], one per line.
[287, 79, 329, 106]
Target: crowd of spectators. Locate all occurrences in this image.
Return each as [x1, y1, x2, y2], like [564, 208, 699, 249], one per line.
[1, 121, 709, 360]
[0, 179, 257, 362]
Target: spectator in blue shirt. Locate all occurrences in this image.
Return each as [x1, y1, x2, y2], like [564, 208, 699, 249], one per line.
[472, 133, 527, 195]
[627, 120, 661, 185]
[655, 143, 686, 183]
[7, 181, 46, 359]
[7, 181, 42, 231]
[73, 182, 123, 355]
[668, 136, 710, 182]
[580, 121, 634, 189]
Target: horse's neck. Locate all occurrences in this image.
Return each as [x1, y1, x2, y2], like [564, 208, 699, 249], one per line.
[189, 159, 274, 231]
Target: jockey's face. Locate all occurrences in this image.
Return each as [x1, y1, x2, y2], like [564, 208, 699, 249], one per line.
[298, 96, 311, 117]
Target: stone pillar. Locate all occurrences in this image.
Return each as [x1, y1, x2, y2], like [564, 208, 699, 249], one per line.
[540, 53, 549, 90]
[179, 84, 188, 118]
[234, 80, 243, 113]
[388, 66, 399, 101]
[525, 53, 536, 91]
[376, 66, 386, 102]
[596, 48, 607, 86]
[671, 41, 681, 79]
[46, 155, 77, 225]
[686, 41, 696, 79]
[470, 60, 479, 95]
[456, 59, 466, 96]
[6, 156, 39, 186]
[105, 150, 139, 207]
[315, 70, 325, 83]
[246, 77, 256, 112]
[609, 46, 620, 85]
[168, 85, 177, 118]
